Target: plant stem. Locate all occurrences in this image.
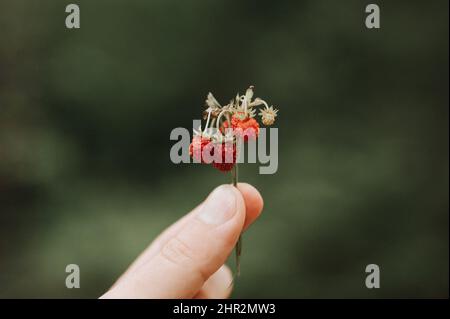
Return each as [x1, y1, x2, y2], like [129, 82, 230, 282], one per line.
[232, 163, 238, 187]
[231, 164, 242, 276]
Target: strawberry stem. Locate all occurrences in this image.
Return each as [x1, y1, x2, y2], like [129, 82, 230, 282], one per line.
[204, 109, 212, 133]
[231, 164, 242, 277]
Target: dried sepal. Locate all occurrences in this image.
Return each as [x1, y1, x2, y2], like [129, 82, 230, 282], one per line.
[205, 92, 221, 109]
[249, 97, 265, 107]
[245, 85, 254, 102]
[211, 130, 234, 144]
[203, 93, 222, 119]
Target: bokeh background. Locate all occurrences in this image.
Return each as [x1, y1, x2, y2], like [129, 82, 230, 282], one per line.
[0, 0, 448, 298]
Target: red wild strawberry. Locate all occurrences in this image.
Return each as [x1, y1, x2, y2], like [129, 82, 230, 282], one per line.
[189, 135, 212, 163]
[222, 112, 259, 141]
[212, 142, 237, 172]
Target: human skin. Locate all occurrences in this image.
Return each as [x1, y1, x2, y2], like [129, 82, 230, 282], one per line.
[101, 183, 264, 299]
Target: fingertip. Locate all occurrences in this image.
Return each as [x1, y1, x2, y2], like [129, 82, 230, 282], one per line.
[237, 183, 264, 212]
[195, 265, 233, 299]
[221, 184, 247, 227]
[237, 183, 264, 230]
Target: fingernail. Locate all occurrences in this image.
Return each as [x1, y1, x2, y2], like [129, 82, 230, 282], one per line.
[198, 185, 237, 225]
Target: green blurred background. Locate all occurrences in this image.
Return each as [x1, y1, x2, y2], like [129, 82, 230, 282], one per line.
[0, 0, 448, 298]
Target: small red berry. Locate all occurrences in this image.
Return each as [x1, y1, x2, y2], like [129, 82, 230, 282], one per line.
[212, 142, 236, 172]
[222, 112, 259, 141]
[189, 135, 212, 163]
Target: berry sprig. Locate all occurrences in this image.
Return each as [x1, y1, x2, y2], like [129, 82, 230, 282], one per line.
[190, 86, 278, 172]
[189, 86, 279, 277]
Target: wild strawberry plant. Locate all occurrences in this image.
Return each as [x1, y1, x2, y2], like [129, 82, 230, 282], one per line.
[189, 86, 279, 276]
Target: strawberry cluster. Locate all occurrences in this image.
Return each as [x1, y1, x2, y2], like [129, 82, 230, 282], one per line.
[189, 134, 236, 172]
[189, 86, 278, 172]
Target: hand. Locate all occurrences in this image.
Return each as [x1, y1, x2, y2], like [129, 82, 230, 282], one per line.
[101, 183, 263, 299]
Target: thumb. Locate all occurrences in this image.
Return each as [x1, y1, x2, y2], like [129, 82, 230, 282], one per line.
[103, 184, 246, 298]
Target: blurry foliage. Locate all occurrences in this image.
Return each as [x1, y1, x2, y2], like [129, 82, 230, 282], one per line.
[0, 0, 448, 298]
